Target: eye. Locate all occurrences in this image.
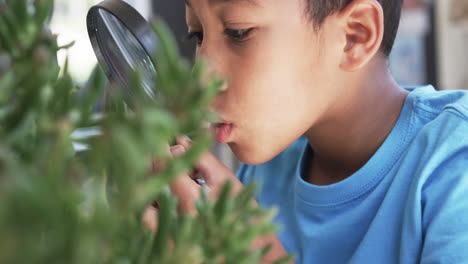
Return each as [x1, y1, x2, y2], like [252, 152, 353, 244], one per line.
[224, 28, 254, 42]
[186, 31, 204, 46]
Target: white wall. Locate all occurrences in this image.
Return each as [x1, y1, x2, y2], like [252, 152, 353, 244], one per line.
[436, 0, 468, 90]
[124, 0, 152, 19]
[51, 0, 152, 82]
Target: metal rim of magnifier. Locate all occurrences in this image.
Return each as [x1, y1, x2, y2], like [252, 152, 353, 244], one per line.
[86, 0, 158, 95]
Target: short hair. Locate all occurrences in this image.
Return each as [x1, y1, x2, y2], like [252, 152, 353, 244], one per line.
[305, 0, 404, 56]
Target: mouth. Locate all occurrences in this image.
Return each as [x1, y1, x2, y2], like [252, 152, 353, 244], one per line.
[210, 122, 234, 143]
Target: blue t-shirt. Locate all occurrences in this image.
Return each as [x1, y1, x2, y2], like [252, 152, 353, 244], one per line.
[237, 86, 468, 264]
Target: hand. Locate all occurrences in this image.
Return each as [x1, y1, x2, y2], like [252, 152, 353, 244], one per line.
[142, 137, 291, 263]
[171, 137, 244, 213]
[143, 136, 243, 228]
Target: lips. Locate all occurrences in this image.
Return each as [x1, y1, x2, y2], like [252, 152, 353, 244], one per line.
[211, 122, 233, 143]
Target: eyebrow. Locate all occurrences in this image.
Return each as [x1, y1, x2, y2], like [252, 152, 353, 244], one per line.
[185, 0, 261, 8]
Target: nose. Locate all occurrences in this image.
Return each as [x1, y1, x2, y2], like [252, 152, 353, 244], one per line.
[196, 43, 228, 93]
[191, 60, 226, 114]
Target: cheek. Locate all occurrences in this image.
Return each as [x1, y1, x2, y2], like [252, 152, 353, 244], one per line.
[229, 36, 314, 105]
[218, 31, 334, 164]
[225, 60, 316, 164]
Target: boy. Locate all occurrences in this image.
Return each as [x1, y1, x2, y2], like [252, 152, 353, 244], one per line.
[144, 0, 468, 263]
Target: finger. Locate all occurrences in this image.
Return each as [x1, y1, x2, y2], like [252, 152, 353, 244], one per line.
[147, 144, 171, 175]
[176, 136, 192, 149]
[170, 173, 201, 215]
[170, 144, 197, 180]
[176, 137, 225, 181]
[176, 136, 242, 196]
[175, 137, 205, 181]
[169, 145, 201, 215]
[195, 151, 226, 185]
[141, 206, 176, 253]
[195, 152, 245, 199]
[148, 159, 165, 174]
[142, 205, 158, 231]
[177, 136, 234, 181]
[170, 145, 185, 158]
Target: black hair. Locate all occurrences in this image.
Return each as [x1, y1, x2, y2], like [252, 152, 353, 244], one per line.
[306, 0, 404, 56]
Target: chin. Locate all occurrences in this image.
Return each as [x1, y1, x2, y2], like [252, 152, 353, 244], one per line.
[228, 142, 277, 166]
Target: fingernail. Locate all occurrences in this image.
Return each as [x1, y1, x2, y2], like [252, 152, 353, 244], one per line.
[171, 145, 186, 157]
[182, 135, 192, 142]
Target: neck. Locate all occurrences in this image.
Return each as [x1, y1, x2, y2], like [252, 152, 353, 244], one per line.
[304, 58, 409, 186]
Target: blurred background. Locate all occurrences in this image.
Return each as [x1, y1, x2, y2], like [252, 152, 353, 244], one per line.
[51, 0, 468, 171]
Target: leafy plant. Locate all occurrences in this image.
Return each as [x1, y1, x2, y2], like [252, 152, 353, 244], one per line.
[0, 0, 292, 263]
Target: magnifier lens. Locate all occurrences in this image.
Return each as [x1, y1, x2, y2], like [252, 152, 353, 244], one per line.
[88, 1, 158, 100]
[98, 9, 156, 97]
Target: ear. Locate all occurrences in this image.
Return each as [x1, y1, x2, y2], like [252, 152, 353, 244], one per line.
[337, 0, 384, 72]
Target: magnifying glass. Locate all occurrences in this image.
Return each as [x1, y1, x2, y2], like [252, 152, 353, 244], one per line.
[86, 1, 209, 188]
[87, 0, 158, 101]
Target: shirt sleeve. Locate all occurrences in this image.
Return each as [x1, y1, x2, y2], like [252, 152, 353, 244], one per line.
[420, 146, 468, 264]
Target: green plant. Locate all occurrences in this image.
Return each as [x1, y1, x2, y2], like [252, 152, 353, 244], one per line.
[0, 0, 292, 263]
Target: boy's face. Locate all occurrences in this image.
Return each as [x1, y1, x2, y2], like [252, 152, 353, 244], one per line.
[186, 0, 344, 165]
